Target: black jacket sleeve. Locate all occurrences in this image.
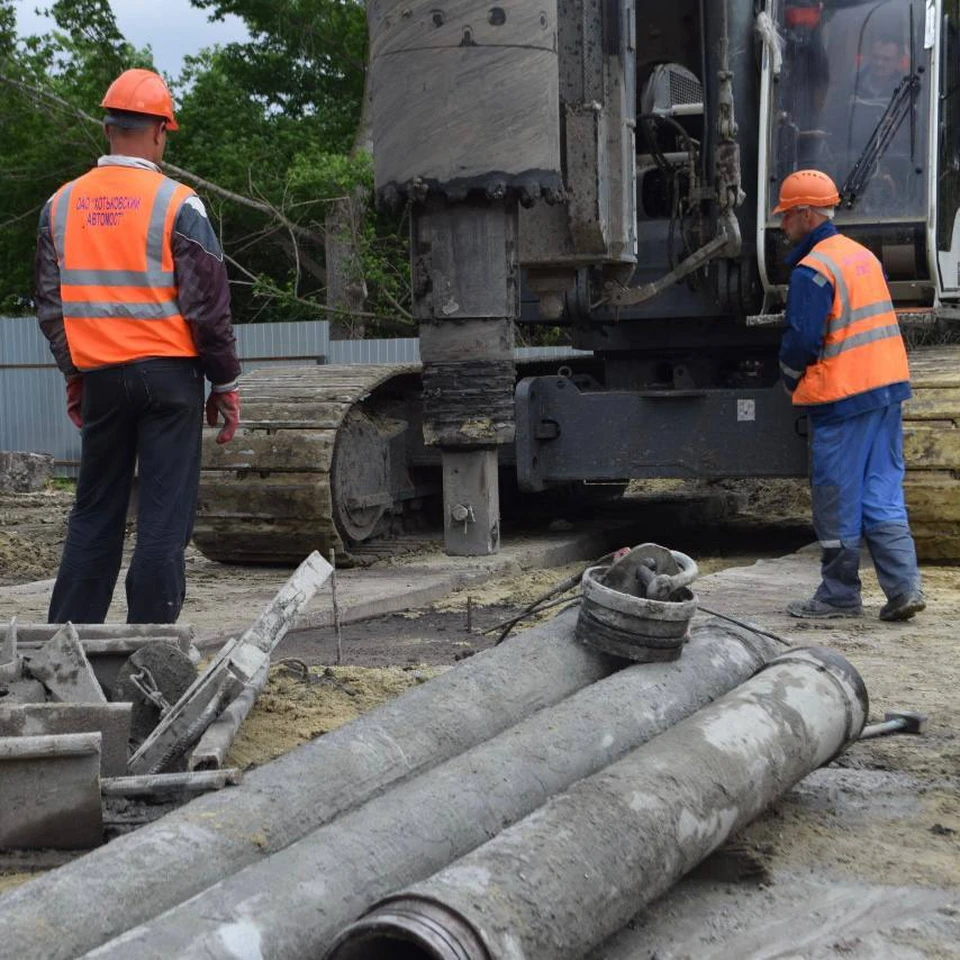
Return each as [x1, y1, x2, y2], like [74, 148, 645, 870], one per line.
[35, 201, 79, 377]
[172, 197, 242, 387]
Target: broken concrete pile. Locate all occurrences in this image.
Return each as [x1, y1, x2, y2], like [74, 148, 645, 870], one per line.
[0, 550, 332, 853]
[0, 452, 54, 494]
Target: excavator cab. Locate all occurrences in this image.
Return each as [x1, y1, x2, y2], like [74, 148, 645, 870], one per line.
[758, 0, 960, 308]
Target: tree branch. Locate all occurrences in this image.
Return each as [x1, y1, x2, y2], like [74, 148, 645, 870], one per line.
[380, 286, 413, 321]
[0, 70, 325, 246]
[0, 203, 44, 229]
[223, 251, 411, 325]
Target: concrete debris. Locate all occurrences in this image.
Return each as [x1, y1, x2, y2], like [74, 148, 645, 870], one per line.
[21, 623, 106, 704]
[0, 618, 17, 683]
[0, 555, 328, 855]
[188, 661, 269, 771]
[8, 623, 199, 699]
[0, 703, 132, 777]
[0, 679, 47, 704]
[0, 732, 102, 850]
[0, 620, 206, 850]
[114, 643, 198, 747]
[11, 622, 196, 649]
[129, 550, 333, 775]
[101, 769, 242, 798]
[0, 451, 54, 493]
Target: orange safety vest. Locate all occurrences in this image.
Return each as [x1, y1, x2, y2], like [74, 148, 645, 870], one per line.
[49, 165, 199, 370]
[791, 233, 909, 406]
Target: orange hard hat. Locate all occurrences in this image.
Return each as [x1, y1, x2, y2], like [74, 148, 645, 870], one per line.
[101, 69, 179, 131]
[772, 169, 840, 213]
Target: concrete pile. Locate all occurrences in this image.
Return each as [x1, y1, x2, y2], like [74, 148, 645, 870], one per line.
[0, 551, 332, 853]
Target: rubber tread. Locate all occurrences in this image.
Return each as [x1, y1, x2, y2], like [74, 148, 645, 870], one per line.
[903, 345, 960, 561]
[193, 364, 418, 565]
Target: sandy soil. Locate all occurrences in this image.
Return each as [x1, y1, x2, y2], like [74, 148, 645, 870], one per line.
[224, 662, 445, 769]
[0, 488, 72, 585]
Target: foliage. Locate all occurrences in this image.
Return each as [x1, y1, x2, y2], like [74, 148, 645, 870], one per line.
[0, 0, 148, 311]
[287, 147, 372, 201]
[0, 0, 413, 330]
[190, 0, 366, 147]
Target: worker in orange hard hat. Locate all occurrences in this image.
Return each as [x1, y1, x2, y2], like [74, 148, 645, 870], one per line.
[775, 170, 924, 622]
[35, 67, 242, 625]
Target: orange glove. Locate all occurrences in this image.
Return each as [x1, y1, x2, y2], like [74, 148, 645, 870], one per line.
[66, 376, 83, 429]
[205, 388, 241, 444]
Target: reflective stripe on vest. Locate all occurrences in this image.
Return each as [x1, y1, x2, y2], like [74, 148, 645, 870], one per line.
[791, 234, 909, 406]
[51, 167, 199, 370]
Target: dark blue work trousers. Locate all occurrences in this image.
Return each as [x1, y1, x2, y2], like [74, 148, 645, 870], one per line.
[49, 358, 204, 624]
[810, 402, 921, 608]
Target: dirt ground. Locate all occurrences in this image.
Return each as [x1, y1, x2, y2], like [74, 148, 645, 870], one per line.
[0, 486, 72, 586]
[1, 479, 958, 955]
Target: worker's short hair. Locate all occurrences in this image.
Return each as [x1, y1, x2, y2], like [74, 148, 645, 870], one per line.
[104, 109, 165, 130]
[789, 205, 836, 219]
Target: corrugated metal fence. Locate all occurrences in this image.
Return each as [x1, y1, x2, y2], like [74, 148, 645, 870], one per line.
[0, 317, 586, 475]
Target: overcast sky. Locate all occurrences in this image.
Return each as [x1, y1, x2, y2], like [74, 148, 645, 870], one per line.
[13, 0, 250, 78]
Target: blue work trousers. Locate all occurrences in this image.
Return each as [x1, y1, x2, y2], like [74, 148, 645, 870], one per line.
[810, 402, 921, 608]
[48, 358, 204, 624]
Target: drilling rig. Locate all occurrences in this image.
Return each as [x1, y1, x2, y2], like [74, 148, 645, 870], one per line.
[194, 0, 960, 564]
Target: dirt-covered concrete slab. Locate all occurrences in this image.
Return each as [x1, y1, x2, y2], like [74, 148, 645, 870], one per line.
[0, 490, 747, 647]
[0, 517, 648, 647]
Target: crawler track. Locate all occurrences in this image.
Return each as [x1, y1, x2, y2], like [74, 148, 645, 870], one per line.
[193, 346, 960, 566]
[193, 364, 428, 566]
[901, 345, 960, 561]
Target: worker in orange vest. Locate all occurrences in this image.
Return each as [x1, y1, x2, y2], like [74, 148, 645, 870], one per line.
[36, 68, 242, 624]
[776, 169, 924, 621]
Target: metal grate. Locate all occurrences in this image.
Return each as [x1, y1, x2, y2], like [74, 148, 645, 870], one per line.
[668, 67, 703, 107]
[641, 63, 703, 115]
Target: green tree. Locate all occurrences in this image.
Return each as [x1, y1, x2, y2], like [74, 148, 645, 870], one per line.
[0, 0, 148, 311]
[0, 0, 411, 329]
[181, 0, 409, 332]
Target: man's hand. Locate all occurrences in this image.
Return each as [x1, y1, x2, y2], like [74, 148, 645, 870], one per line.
[66, 376, 83, 429]
[205, 388, 241, 444]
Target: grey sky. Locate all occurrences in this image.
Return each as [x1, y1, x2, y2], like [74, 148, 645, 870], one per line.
[13, 0, 250, 78]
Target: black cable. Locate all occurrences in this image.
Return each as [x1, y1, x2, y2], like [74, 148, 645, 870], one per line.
[697, 603, 793, 647]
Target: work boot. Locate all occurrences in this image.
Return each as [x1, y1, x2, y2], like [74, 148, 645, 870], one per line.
[879, 591, 926, 622]
[786, 597, 863, 619]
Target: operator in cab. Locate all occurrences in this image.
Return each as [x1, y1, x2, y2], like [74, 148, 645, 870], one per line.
[35, 68, 242, 625]
[775, 169, 924, 622]
[844, 33, 909, 180]
[853, 34, 907, 103]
